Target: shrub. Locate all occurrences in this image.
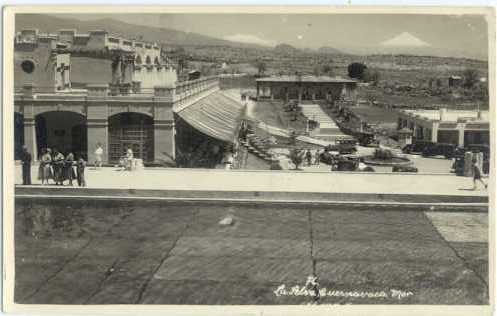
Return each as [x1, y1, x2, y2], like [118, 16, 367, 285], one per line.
[348, 62, 368, 80]
[373, 148, 394, 160]
[289, 148, 305, 170]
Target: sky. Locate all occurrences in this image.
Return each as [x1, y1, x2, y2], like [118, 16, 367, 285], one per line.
[54, 13, 489, 59]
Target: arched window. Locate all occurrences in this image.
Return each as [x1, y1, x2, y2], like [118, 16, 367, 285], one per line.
[154, 56, 160, 65]
[135, 55, 142, 65]
[145, 56, 151, 65]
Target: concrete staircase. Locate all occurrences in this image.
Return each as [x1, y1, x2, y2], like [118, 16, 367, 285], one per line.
[301, 104, 343, 137]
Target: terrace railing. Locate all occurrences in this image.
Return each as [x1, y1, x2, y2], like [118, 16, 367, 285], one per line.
[14, 76, 221, 108]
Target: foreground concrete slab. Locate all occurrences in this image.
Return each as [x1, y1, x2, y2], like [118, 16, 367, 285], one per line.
[14, 198, 488, 305]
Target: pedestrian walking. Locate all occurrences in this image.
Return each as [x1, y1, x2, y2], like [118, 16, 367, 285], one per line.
[125, 147, 134, 170]
[305, 149, 312, 166]
[52, 149, 65, 185]
[472, 158, 487, 190]
[76, 158, 86, 187]
[314, 149, 320, 165]
[94, 143, 104, 169]
[21, 145, 32, 185]
[64, 152, 76, 186]
[38, 148, 53, 185]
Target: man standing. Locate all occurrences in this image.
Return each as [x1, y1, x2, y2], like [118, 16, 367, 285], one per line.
[94, 143, 104, 169]
[21, 145, 32, 185]
[52, 149, 65, 185]
[77, 157, 87, 187]
[305, 149, 312, 166]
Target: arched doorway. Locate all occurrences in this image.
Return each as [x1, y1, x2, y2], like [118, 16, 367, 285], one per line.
[14, 112, 24, 160]
[35, 111, 87, 160]
[108, 112, 154, 164]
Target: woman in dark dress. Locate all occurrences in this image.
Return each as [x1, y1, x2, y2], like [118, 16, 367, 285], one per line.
[472, 158, 487, 190]
[52, 149, 65, 185]
[64, 152, 76, 186]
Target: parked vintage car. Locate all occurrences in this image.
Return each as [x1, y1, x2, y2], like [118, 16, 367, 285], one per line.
[421, 143, 456, 159]
[466, 144, 490, 159]
[392, 165, 418, 173]
[401, 141, 434, 154]
[320, 150, 339, 165]
[336, 159, 357, 171]
[357, 132, 379, 147]
[325, 143, 357, 155]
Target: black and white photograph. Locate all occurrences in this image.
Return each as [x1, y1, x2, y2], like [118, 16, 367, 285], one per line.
[2, 6, 495, 314]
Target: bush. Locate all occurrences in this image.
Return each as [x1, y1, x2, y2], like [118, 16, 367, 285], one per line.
[373, 148, 394, 160]
[462, 68, 479, 89]
[289, 148, 305, 170]
[348, 62, 368, 80]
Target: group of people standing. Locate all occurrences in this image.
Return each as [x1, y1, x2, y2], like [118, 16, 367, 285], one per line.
[20, 143, 108, 186]
[38, 148, 86, 186]
[305, 149, 321, 166]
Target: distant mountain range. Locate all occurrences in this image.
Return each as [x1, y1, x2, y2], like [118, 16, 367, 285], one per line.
[15, 14, 346, 56]
[317, 46, 344, 55]
[15, 14, 486, 60]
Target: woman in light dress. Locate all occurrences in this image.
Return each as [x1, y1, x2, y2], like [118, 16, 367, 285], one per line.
[38, 148, 53, 185]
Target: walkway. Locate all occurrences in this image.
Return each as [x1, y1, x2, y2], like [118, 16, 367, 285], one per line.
[15, 165, 488, 198]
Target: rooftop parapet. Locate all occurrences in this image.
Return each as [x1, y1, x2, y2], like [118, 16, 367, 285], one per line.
[16, 28, 162, 58]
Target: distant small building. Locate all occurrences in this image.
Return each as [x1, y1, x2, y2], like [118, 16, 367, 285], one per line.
[188, 70, 201, 81]
[255, 75, 358, 103]
[448, 75, 462, 87]
[397, 108, 489, 147]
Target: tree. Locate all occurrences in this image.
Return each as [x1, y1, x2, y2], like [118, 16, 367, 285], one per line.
[289, 148, 305, 170]
[295, 71, 303, 82]
[462, 68, 479, 89]
[362, 68, 380, 85]
[313, 65, 321, 77]
[322, 64, 333, 76]
[347, 62, 368, 80]
[256, 60, 267, 76]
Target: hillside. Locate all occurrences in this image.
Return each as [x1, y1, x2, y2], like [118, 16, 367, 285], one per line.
[317, 46, 343, 55]
[14, 14, 266, 49]
[273, 43, 300, 55]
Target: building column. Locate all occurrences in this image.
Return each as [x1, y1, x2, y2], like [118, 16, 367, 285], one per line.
[458, 126, 465, 147]
[431, 122, 439, 142]
[87, 118, 109, 164]
[256, 82, 260, 99]
[21, 88, 38, 160]
[153, 86, 175, 165]
[87, 86, 110, 163]
[23, 117, 38, 160]
[154, 120, 175, 165]
[298, 86, 303, 103]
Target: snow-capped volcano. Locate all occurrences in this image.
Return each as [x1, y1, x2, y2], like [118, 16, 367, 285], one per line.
[381, 32, 430, 47]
